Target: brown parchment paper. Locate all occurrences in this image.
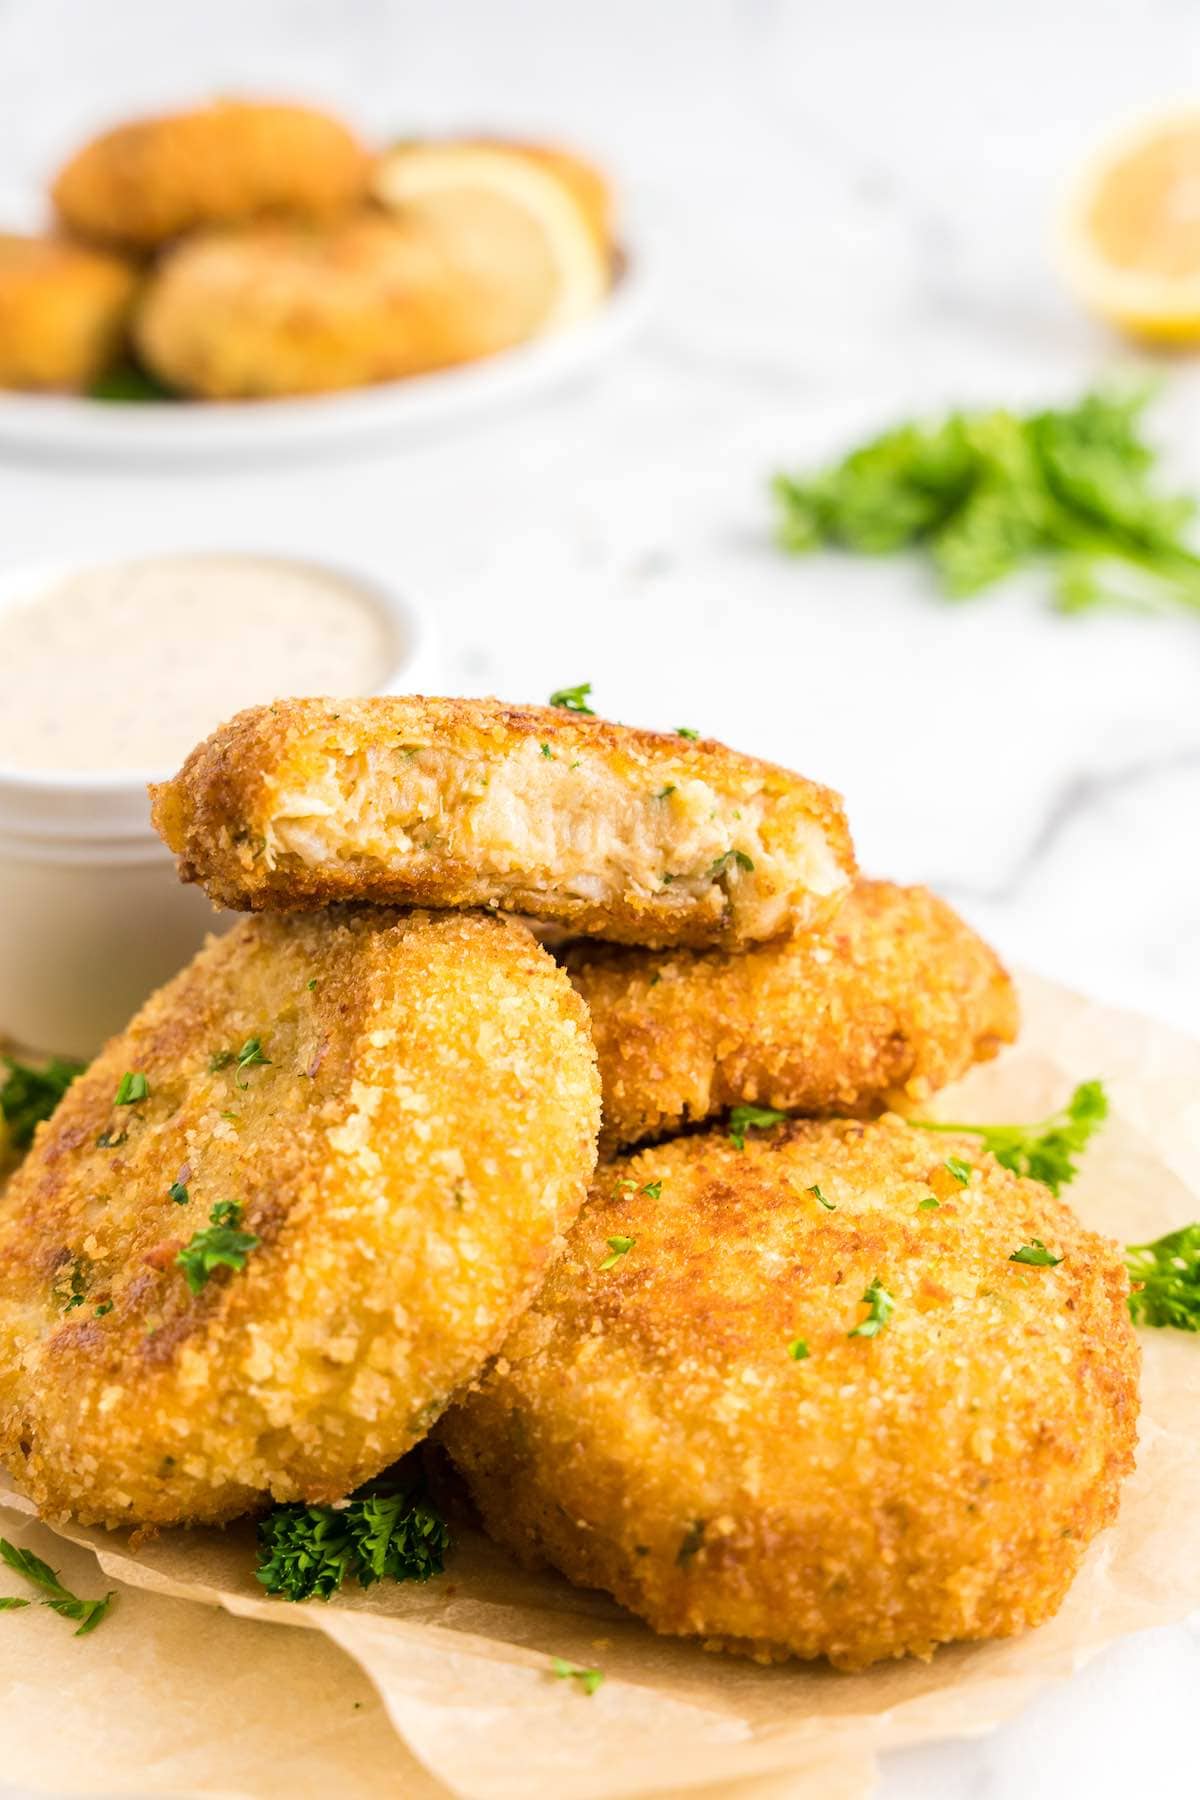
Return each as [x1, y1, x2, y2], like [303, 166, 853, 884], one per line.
[2, 973, 1199, 1800]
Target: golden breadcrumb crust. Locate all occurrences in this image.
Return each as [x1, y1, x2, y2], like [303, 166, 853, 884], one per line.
[52, 100, 368, 250]
[151, 697, 856, 949]
[565, 880, 1019, 1152]
[0, 908, 599, 1528]
[439, 1118, 1140, 1670]
[0, 235, 137, 391]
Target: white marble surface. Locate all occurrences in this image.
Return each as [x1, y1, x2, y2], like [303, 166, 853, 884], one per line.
[1, 1, 1199, 1795]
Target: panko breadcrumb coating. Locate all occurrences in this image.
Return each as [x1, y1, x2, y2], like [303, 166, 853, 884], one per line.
[134, 212, 545, 399]
[52, 99, 368, 249]
[439, 1118, 1139, 1669]
[0, 235, 137, 390]
[565, 879, 1018, 1152]
[151, 697, 856, 949]
[0, 908, 599, 1528]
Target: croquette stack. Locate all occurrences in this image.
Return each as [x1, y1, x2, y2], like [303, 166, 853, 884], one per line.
[0, 695, 1139, 1672]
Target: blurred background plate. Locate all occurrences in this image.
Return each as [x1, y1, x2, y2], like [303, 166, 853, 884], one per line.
[0, 243, 648, 465]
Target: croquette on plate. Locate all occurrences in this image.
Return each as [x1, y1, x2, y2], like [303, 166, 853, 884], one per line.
[439, 1116, 1139, 1670]
[0, 908, 599, 1528]
[52, 99, 369, 250]
[564, 879, 1019, 1152]
[0, 235, 138, 391]
[150, 696, 857, 949]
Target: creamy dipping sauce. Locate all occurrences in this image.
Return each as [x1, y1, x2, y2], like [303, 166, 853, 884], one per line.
[0, 554, 399, 774]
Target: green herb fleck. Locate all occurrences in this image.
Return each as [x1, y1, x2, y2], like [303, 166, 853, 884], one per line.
[256, 1485, 449, 1602]
[549, 683, 594, 714]
[640, 1180, 662, 1200]
[707, 849, 754, 879]
[848, 1277, 895, 1339]
[807, 1183, 836, 1211]
[676, 726, 700, 740]
[728, 1104, 788, 1151]
[913, 1081, 1108, 1197]
[551, 1657, 604, 1696]
[787, 1337, 810, 1361]
[94, 1301, 113, 1317]
[1009, 1239, 1063, 1268]
[918, 1196, 941, 1211]
[0, 1056, 84, 1151]
[655, 784, 676, 799]
[168, 1182, 189, 1205]
[209, 1050, 235, 1072]
[0, 1538, 114, 1635]
[307, 979, 318, 991]
[234, 1038, 271, 1089]
[96, 1128, 127, 1149]
[0, 1597, 30, 1610]
[114, 1072, 149, 1106]
[600, 1234, 636, 1271]
[944, 1156, 972, 1186]
[176, 1202, 260, 1295]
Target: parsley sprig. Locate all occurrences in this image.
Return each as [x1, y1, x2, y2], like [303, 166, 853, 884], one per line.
[773, 388, 1200, 616]
[914, 1080, 1108, 1196]
[256, 1486, 449, 1602]
[1126, 1227, 1200, 1331]
[848, 1278, 894, 1339]
[0, 1056, 83, 1150]
[551, 1657, 604, 1696]
[0, 1538, 114, 1635]
[549, 683, 594, 715]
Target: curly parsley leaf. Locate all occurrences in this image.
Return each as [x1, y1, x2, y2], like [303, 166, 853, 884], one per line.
[256, 1486, 449, 1602]
[914, 1080, 1108, 1196]
[1126, 1226, 1200, 1331]
[1009, 1238, 1063, 1267]
[773, 389, 1200, 617]
[728, 1104, 788, 1151]
[0, 1056, 84, 1150]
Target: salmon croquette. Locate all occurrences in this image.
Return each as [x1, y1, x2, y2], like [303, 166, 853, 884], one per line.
[52, 99, 369, 250]
[0, 235, 137, 390]
[151, 697, 856, 949]
[134, 213, 528, 400]
[439, 1118, 1140, 1669]
[565, 880, 1019, 1152]
[0, 908, 599, 1528]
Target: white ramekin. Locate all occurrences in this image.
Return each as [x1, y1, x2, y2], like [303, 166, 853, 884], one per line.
[0, 551, 438, 1059]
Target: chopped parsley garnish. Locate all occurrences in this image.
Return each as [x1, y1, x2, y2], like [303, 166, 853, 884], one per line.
[848, 1277, 895, 1339]
[1009, 1239, 1062, 1267]
[168, 1182, 189, 1205]
[640, 1180, 663, 1200]
[176, 1201, 259, 1295]
[0, 1538, 114, 1636]
[772, 387, 1200, 617]
[256, 1485, 449, 1602]
[600, 1234, 636, 1271]
[1126, 1226, 1200, 1330]
[728, 1104, 788, 1151]
[807, 1183, 836, 1211]
[944, 1156, 972, 1186]
[94, 1301, 113, 1317]
[787, 1337, 810, 1361]
[234, 1038, 271, 1088]
[549, 683, 594, 714]
[655, 784, 676, 799]
[707, 849, 754, 879]
[551, 1658, 604, 1696]
[306, 979, 318, 991]
[540, 743, 555, 758]
[114, 1071, 149, 1106]
[918, 1196, 941, 1211]
[912, 1080, 1108, 1196]
[96, 1128, 127, 1149]
[676, 726, 700, 740]
[0, 1056, 83, 1149]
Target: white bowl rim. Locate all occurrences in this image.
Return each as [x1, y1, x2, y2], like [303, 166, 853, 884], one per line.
[0, 546, 440, 828]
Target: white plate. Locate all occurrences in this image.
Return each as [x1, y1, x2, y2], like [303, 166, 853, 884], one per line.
[0, 247, 648, 465]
